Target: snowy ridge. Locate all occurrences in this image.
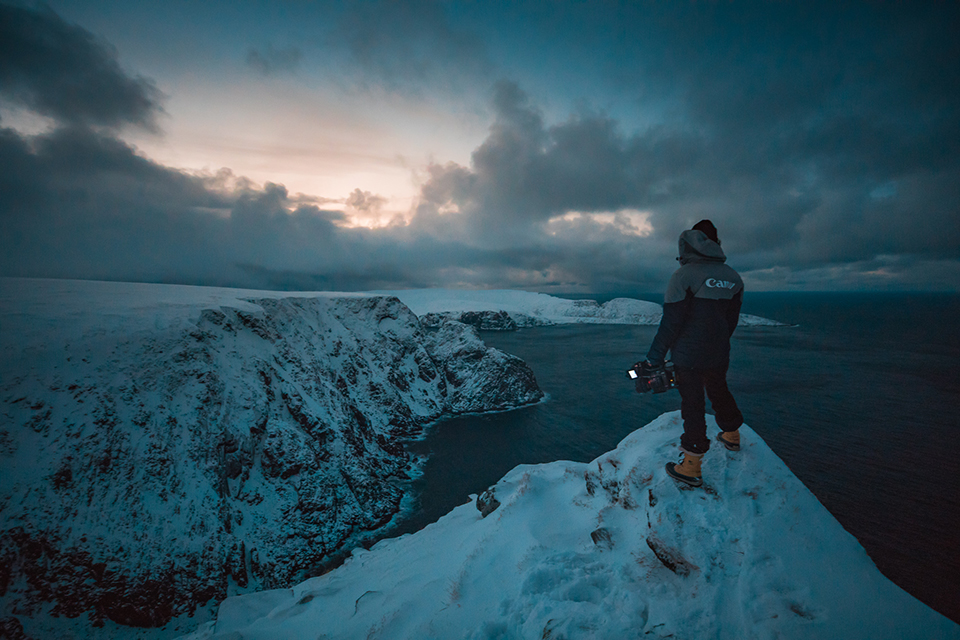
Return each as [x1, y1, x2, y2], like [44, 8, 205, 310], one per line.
[193, 412, 958, 640]
[377, 289, 661, 327]
[376, 289, 785, 328]
[0, 279, 542, 634]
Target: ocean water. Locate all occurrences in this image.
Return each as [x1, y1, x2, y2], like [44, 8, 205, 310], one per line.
[393, 293, 960, 623]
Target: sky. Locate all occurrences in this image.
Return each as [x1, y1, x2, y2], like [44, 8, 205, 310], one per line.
[1, 1, 958, 293]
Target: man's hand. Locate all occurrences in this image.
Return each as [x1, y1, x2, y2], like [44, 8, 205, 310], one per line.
[639, 359, 663, 375]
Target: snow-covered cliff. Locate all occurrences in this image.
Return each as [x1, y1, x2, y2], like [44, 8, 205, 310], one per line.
[0, 279, 542, 635]
[192, 412, 959, 640]
[378, 288, 785, 328]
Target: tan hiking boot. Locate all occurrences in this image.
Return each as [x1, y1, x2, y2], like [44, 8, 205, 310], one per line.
[717, 430, 741, 451]
[666, 452, 703, 487]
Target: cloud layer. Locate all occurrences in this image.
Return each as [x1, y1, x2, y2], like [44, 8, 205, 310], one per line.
[1, 1, 958, 292]
[0, 2, 162, 130]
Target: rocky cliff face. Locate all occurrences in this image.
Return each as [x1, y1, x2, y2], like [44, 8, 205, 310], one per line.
[421, 310, 523, 331]
[0, 292, 542, 633]
[424, 321, 541, 413]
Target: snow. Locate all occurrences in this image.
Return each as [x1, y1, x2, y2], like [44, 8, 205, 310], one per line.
[0, 282, 774, 352]
[1, 277, 367, 342]
[376, 288, 661, 326]
[194, 412, 959, 640]
[0, 278, 852, 639]
[377, 288, 785, 327]
[0, 278, 541, 636]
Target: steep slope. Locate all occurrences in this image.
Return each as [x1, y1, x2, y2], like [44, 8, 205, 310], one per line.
[0, 279, 542, 634]
[197, 412, 959, 640]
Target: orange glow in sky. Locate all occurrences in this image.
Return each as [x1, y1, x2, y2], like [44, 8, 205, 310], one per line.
[120, 76, 489, 229]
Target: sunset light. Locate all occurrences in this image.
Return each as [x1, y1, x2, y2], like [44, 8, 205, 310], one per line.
[2, 1, 958, 293]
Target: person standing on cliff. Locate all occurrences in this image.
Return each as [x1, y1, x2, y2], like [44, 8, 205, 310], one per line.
[640, 219, 745, 487]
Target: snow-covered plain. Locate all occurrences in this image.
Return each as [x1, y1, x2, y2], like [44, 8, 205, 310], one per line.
[191, 412, 959, 640]
[377, 288, 785, 328]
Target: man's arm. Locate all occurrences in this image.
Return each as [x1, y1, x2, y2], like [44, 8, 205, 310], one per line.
[646, 288, 693, 364]
[726, 289, 743, 337]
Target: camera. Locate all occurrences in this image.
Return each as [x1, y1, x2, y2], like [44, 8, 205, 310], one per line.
[627, 361, 677, 394]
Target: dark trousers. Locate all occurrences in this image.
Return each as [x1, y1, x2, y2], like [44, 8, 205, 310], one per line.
[676, 365, 743, 455]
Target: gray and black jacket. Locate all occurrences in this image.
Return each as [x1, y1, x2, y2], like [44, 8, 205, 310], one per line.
[646, 229, 744, 369]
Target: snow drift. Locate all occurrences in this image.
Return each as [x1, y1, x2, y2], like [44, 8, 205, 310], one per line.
[193, 412, 959, 640]
[0, 279, 542, 633]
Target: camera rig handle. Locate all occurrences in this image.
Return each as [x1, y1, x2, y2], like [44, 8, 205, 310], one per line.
[627, 361, 677, 394]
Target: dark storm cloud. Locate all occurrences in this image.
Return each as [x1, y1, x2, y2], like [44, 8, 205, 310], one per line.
[414, 81, 699, 247]
[0, 117, 669, 293]
[0, 1, 635, 293]
[0, 2, 403, 291]
[246, 45, 303, 76]
[612, 1, 960, 264]
[411, 3, 960, 291]
[0, 2, 162, 130]
[2, 1, 958, 292]
[0, 124, 361, 287]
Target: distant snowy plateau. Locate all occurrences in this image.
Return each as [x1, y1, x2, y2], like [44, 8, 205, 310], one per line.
[375, 289, 785, 330]
[3, 279, 951, 639]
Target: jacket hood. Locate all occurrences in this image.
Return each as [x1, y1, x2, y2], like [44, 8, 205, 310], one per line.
[678, 229, 726, 264]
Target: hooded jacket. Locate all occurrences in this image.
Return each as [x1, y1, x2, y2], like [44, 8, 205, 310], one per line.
[646, 229, 744, 369]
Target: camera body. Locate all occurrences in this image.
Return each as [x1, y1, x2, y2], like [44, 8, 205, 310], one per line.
[627, 361, 677, 394]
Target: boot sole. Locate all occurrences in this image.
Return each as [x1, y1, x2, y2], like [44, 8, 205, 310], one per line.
[717, 433, 740, 451]
[665, 462, 702, 487]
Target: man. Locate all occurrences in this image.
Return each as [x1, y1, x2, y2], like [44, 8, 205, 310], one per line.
[641, 219, 744, 487]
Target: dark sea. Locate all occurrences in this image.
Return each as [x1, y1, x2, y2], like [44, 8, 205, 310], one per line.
[392, 293, 960, 624]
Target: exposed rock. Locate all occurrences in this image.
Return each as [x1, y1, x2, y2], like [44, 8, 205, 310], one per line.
[420, 310, 527, 330]
[424, 321, 542, 413]
[474, 310, 514, 330]
[459, 310, 517, 331]
[0, 616, 33, 640]
[476, 489, 500, 518]
[645, 535, 694, 577]
[591, 527, 614, 550]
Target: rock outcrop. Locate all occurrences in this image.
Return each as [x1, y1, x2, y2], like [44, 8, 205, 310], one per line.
[421, 310, 521, 331]
[424, 320, 540, 412]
